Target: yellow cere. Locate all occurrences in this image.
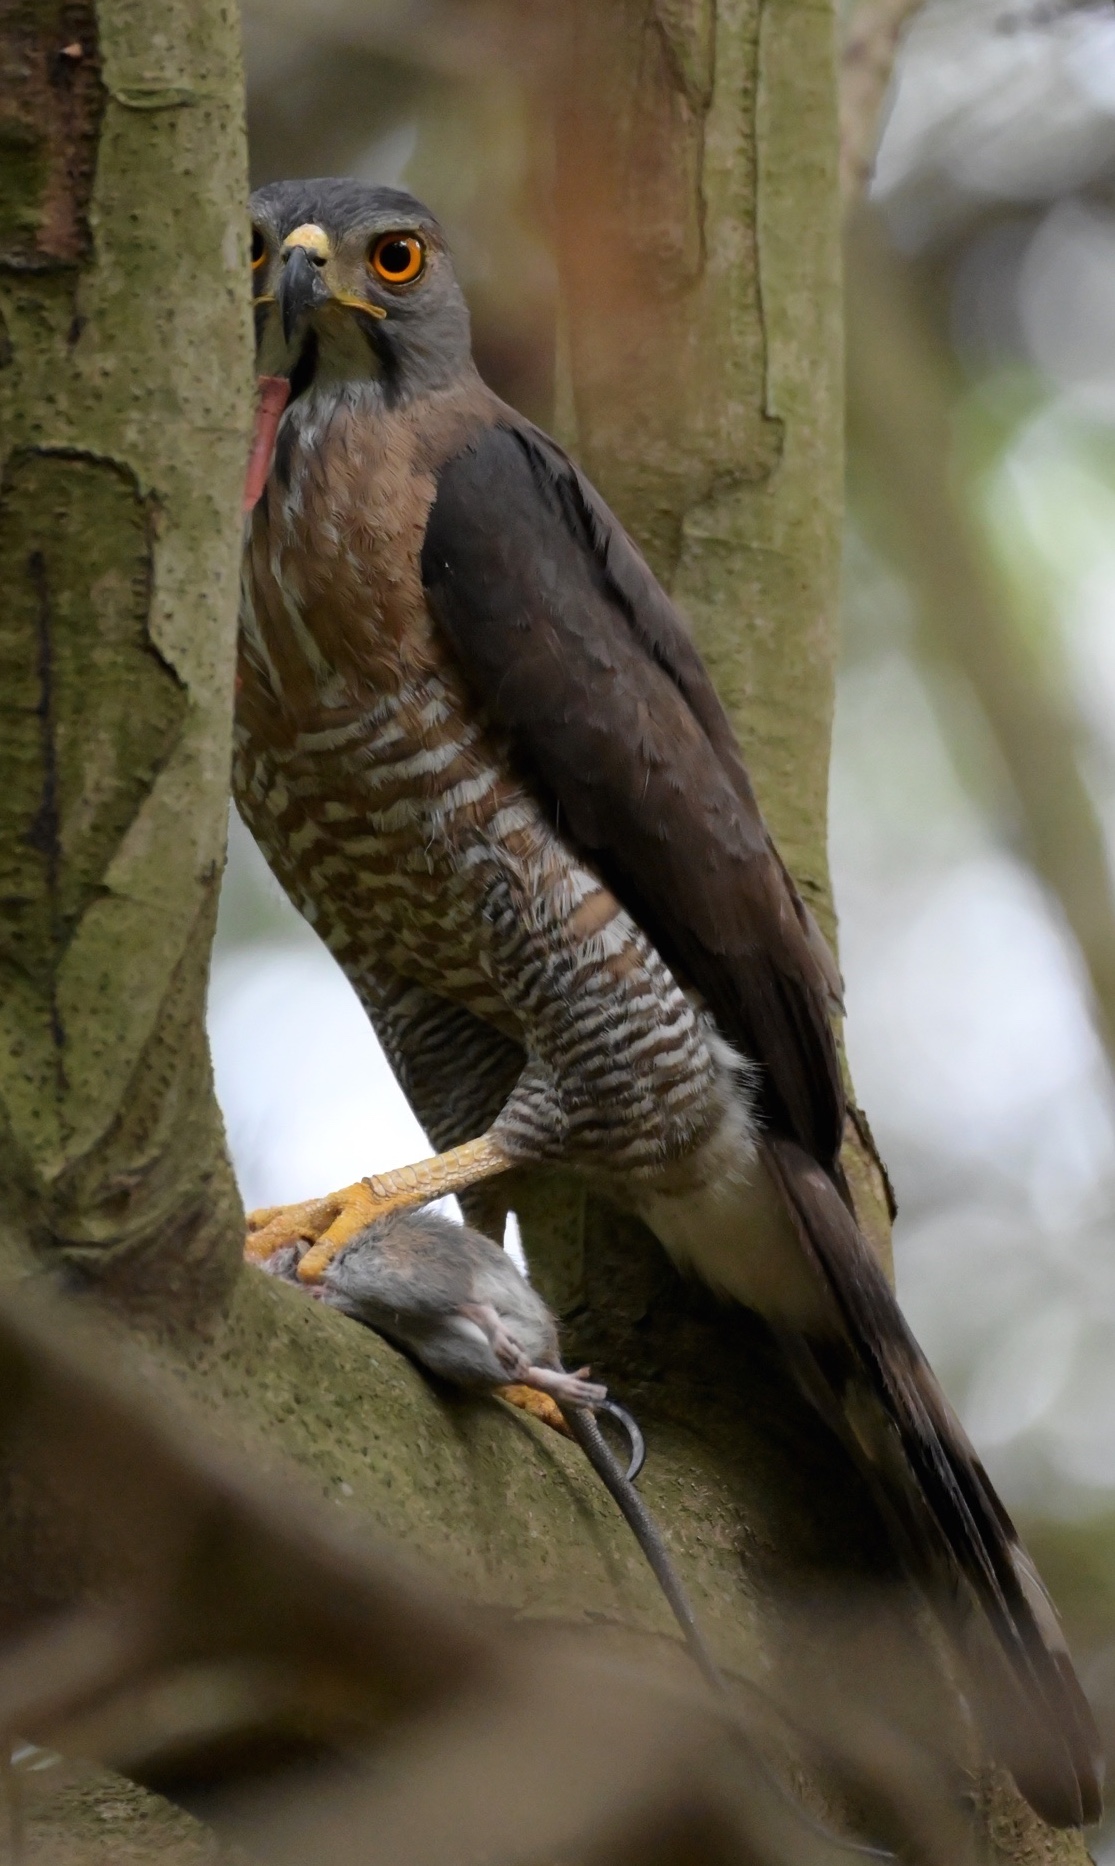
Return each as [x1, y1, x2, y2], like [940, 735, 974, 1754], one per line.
[281, 222, 332, 259]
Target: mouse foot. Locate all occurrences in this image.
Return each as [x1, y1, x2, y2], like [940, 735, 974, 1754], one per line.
[525, 1364, 608, 1408]
[495, 1384, 572, 1437]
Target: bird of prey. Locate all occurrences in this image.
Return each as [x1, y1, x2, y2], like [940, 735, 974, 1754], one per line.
[236, 178, 1101, 1829]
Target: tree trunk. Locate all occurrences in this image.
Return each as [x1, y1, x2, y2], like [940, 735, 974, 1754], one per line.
[0, 0, 250, 1323]
[0, 1, 1090, 1859]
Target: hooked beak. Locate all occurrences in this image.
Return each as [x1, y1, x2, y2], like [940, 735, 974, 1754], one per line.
[267, 222, 389, 352]
[278, 244, 330, 346]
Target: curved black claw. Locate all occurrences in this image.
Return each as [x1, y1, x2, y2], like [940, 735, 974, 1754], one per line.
[593, 1398, 646, 1482]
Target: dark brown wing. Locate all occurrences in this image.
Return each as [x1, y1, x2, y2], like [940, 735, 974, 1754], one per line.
[420, 417, 844, 1168]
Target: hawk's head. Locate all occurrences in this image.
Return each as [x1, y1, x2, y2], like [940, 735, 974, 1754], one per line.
[248, 178, 472, 403]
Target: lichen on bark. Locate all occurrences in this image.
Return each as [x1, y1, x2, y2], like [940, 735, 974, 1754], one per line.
[0, 0, 251, 1312]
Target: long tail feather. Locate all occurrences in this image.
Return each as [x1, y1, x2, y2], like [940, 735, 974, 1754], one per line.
[761, 1135, 1103, 1829]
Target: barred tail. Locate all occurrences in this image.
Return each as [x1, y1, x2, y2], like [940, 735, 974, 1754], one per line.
[762, 1134, 1103, 1829]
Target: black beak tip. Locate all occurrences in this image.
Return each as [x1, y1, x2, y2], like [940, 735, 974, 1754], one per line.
[279, 246, 328, 347]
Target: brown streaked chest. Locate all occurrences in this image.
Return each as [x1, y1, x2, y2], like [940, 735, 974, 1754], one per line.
[239, 384, 451, 721]
[235, 382, 522, 845]
[233, 383, 559, 1010]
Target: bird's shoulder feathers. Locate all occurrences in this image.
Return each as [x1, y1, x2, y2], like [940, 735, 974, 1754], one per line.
[418, 407, 844, 1164]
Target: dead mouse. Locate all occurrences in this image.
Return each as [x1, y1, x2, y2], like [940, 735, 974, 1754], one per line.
[260, 1208, 721, 1692]
[257, 1211, 895, 1858]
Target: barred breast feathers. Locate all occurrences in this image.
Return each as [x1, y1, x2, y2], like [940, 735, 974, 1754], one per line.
[235, 377, 790, 1296]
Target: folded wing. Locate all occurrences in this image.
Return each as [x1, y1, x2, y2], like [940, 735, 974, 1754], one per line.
[421, 415, 844, 1169]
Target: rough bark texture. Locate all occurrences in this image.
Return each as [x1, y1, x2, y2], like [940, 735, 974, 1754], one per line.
[0, 1, 1091, 1860]
[537, 0, 892, 1276]
[0, 0, 251, 1320]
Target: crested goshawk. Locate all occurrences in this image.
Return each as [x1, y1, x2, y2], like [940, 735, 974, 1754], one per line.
[235, 178, 1101, 1830]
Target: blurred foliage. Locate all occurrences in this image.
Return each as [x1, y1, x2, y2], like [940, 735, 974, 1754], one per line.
[839, 7, 1115, 1855]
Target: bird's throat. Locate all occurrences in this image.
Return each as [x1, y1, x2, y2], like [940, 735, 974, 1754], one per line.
[287, 330, 319, 404]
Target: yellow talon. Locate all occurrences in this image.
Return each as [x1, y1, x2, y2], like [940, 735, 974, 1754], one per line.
[243, 1133, 517, 1282]
[244, 1181, 378, 1270]
[295, 1185, 418, 1282]
[496, 1384, 572, 1438]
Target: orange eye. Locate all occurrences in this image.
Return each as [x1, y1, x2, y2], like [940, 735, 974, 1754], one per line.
[369, 232, 425, 285]
[251, 225, 267, 271]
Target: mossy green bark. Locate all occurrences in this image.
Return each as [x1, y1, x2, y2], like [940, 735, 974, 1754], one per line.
[0, 0, 251, 1314]
[0, 2, 1089, 1859]
[548, 0, 892, 1267]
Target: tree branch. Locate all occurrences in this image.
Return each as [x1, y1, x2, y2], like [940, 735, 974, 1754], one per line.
[839, 0, 927, 209]
[846, 207, 1115, 1072]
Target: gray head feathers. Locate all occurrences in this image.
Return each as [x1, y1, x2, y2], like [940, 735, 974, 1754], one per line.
[249, 178, 474, 401]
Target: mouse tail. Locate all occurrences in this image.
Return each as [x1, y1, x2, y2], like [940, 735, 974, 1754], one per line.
[565, 1405, 725, 1697]
[591, 1397, 646, 1480]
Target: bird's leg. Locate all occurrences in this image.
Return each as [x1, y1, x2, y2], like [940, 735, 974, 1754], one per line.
[244, 1132, 516, 1280]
